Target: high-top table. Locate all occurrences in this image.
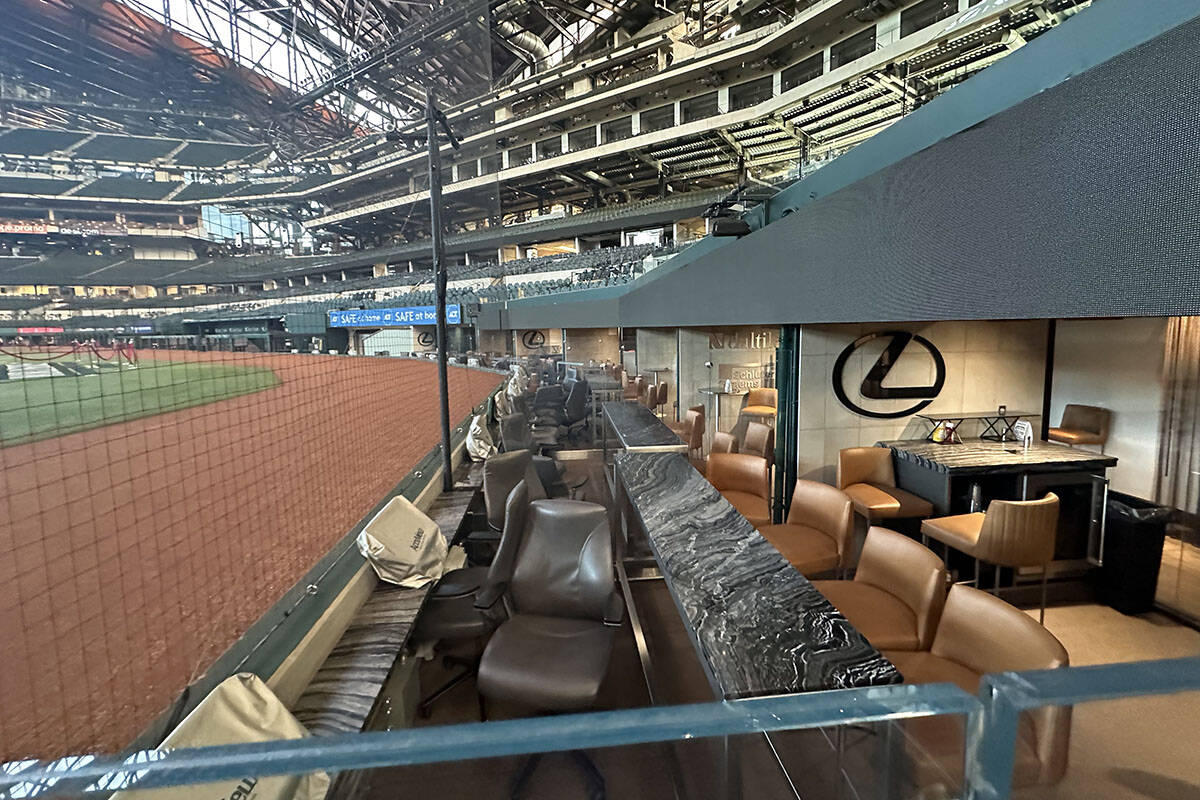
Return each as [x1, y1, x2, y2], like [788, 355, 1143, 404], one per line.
[615, 451, 900, 698]
[882, 438, 1117, 564]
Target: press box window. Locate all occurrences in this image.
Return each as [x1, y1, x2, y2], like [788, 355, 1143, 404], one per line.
[781, 53, 823, 92]
[601, 116, 633, 144]
[640, 104, 675, 134]
[536, 136, 563, 160]
[568, 126, 597, 151]
[900, 0, 957, 37]
[480, 153, 502, 174]
[680, 92, 719, 123]
[729, 76, 773, 111]
[455, 160, 478, 181]
[830, 26, 876, 70]
[508, 144, 534, 167]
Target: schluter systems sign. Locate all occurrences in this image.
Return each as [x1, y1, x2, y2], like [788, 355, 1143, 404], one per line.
[832, 331, 945, 419]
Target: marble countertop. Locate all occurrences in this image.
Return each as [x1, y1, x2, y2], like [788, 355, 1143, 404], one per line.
[882, 439, 1117, 474]
[616, 451, 900, 698]
[603, 401, 686, 451]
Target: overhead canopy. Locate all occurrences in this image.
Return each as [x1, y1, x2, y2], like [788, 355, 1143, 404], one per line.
[488, 0, 1200, 331]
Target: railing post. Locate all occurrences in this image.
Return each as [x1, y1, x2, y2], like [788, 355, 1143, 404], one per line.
[964, 677, 1022, 800]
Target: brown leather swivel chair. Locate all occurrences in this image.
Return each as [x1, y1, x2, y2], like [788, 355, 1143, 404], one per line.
[477, 498, 622, 798]
[742, 421, 774, 461]
[413, 481, 533, 717]
[812, 527, 949, 650]
[741, 387, 777, 424]
[482, 451, 549, 531]
[921, 493, 1060, 622]
[1048, 404, 1111, 450]
[707, 452, 771, 528]
[885, 585, 1071, 792]
[837, 446, 934, 523]
[758, 480, 854, 575]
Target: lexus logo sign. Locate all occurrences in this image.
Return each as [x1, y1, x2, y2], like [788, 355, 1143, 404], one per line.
[522, 330, 546, 349]
[832, 331, 945, 419]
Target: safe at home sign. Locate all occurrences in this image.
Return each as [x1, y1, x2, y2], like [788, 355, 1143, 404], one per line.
[327, 304, 461, 327]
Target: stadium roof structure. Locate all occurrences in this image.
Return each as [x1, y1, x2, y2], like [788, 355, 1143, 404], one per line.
[483, 0, 1200, 330]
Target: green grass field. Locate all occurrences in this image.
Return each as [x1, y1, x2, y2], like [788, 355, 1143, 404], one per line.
[0, 356, 280, 445]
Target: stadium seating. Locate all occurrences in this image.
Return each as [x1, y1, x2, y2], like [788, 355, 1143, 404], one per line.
[70, 135, 180, 163]
[72, 177, 183, 200]
[0, 128, 88, 156]
[0, 176, 81, 196]
[172, 141, 270, 168]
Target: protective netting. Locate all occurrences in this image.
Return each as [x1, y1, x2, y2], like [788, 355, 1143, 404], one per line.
[0, 344, 500, 760]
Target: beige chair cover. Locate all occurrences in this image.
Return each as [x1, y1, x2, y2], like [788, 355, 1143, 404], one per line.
[356, 495, 448, 587]
[111, 673, 329, 800]
[466, 412, 497, 460]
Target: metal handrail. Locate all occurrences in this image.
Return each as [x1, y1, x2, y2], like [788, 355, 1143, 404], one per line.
[2, 683, 977, 796]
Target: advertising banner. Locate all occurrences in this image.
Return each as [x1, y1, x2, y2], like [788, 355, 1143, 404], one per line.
[0, 221, 48, 235]
[327, 304, 461, 328]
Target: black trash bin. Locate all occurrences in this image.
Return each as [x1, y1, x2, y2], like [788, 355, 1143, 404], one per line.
[1100, 492, 1172, 615]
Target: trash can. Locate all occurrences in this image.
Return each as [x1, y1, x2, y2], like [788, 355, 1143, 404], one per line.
[1101, 492, 1172, 615]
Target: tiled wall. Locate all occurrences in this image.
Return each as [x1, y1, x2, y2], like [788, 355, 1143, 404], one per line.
[565, 327, 620, 365]
[797, 321, 1049, 483]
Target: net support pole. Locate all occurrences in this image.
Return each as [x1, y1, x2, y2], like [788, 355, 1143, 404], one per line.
[426, 87, 454, 492]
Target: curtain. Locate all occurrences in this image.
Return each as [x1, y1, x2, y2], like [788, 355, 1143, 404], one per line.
[1155, 317, 1200, 513]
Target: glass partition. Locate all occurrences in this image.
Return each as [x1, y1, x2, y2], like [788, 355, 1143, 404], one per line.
[678, 326, 779, 450]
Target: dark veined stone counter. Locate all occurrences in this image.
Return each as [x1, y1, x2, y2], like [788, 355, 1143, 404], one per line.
[615, 451, 900, 698]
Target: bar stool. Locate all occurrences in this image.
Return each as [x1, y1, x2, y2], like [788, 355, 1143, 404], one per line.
[667, 405, 705, 437]
[921, 493, 1059, 623]
[740, 387, 777, 426]
[653, 381, 669, 417]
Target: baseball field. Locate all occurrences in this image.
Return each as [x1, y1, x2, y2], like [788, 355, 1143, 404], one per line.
[0, 350, 280, 444]
[0, 349, 502, 761]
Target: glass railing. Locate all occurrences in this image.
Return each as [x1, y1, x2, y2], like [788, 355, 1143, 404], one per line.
[2, 657, 1197, 799]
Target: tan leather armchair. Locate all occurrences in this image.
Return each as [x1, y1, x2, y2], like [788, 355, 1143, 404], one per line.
[742, 421, 775, 461]
[812, 526, 948, 650]
[712, 431, 737, 454]
[1048, 404, 1111, 449]
[696, 430, 736, 476]
[885, 585, 1071, 791]
[707, 453, 771, 527]
[740, 387, 777, 424]
[921, 493, 1060, 622]
[837, 446, 934, 523]
[759, 480, 854, 575]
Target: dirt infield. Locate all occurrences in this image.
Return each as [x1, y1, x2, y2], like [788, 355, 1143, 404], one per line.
[0, 351, 502, 760]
